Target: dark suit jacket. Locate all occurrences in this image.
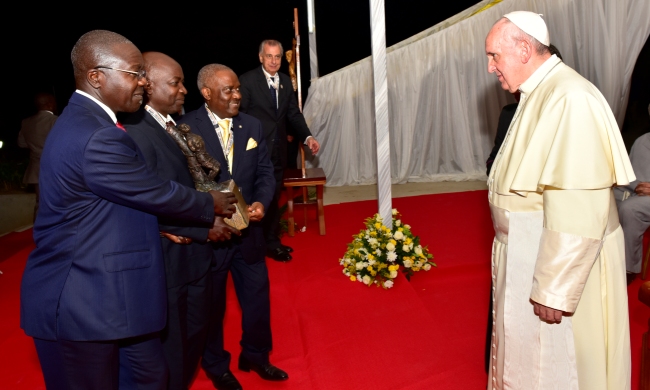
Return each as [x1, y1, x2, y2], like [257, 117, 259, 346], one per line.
[486, 103, 518, 175]
[125, 109, 214, 288]
[239, 66, 312, 172]
[179, 106, 275, 264]
[20, 92, 214, 342]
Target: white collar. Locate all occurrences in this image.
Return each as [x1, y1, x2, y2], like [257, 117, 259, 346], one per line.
[144, 105, 176, 128]
[261, 66, 278, 79]
[75, 89, 117, 123]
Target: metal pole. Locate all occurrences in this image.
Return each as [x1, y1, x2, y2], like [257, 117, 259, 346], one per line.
[369, 0, 392, 227]
[307, 0, 319, 79]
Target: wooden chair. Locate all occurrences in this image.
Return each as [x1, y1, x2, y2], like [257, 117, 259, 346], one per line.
[282, 145, 326, 236]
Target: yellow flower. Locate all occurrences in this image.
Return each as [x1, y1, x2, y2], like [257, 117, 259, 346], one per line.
[369, 231, 377, 237]
[370, 270, 377, 276]
[367, 266, 374, 271]
[412, 267, 421, 272]
[389, 239, 397, 246]
[405, 237, 412, 245]
[374, 222, 382, 229]
[398, 228, 404, 232]
[367, 253, 375, 260]
[350, 275, 357, 282]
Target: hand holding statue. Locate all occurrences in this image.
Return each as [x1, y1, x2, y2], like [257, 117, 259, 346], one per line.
[208, 216, 241, 242]
[209, 190, 237, 218]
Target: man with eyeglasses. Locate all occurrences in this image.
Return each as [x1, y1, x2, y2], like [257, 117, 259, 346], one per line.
[20, 31, 237, 390]
[239, 39, 320, 262]
[180, 64, 283, 390]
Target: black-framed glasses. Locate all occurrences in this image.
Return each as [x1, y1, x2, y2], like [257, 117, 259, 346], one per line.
[96, 66, 146, 79]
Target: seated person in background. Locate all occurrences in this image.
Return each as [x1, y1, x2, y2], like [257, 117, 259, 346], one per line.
[615, 128, 650, 284]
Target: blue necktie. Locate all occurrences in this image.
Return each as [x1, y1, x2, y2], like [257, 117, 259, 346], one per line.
[269, 77, 278, 115]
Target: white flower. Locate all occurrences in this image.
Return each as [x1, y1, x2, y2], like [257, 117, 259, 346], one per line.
[404, 224, 411, 229]
[384, 280, 394, 288]
[393, 231, 404, 240]
[392, 208, 398, 215]
[414, 261, 422, 268]
[355, 262, 364, 270]
[368, 238, 378, 247]
[402, 244, 410, 252]
[387, 251, 397, 262]
[414, 245, 423, 255]
[423, 264, 432, 271]
[390, 270, 398, 278]
[375, 249, 382, 257]
[362, 275, 371, 285]
[395, 220, 401, 227]
[386, 242, 395, 251]
[403, 259, 413, 268]
[368, 259, 376, 266]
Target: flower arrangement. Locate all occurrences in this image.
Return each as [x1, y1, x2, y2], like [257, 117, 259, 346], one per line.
[339, 209, 436, 289]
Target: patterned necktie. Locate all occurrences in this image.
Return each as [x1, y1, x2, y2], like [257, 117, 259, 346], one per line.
[269, 76, 278, 115]
[218, 119, 233, 173]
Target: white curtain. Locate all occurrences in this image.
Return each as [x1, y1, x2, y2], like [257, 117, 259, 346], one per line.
[303, 0, 650, 187]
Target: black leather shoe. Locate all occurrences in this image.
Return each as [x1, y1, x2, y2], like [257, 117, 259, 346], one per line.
[207, 370, 242, 390]
[238, 355, 288, 381]
[281, 244, 294, 253]
[266, 247, 292, 261]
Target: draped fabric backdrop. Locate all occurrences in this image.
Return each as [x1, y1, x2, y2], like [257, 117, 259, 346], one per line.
[303, 0, 650, 187]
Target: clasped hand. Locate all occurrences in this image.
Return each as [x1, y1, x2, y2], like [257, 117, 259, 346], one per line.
[248, 202, 265, 222]
[532, 300, 564, 324]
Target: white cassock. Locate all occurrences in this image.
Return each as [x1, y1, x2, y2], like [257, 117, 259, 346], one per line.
[487, 55, 635, 390]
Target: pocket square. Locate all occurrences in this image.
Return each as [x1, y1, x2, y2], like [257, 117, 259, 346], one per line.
[246, 138, 258, 150]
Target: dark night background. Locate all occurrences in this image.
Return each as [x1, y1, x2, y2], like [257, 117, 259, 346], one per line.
[3, 1, 648, 163]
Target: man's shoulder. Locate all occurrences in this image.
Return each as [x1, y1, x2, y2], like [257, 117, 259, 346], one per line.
[239, 66, 264, 85]
[178, 106, 206, 124]
[236, 111, 262, 127]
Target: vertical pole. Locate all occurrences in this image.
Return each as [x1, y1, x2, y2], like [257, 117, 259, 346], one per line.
[294, 8, 303, 112]
[369, 0, 392, 227]
[307, 0, 319, 79]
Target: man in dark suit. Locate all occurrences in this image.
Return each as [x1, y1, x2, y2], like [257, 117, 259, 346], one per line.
[181, 64, 287, 390]
[239, 39, 320, 261]
[19, 31, 236, 390]
[124, 52, 240, 390]
[17, 92, 58, 220]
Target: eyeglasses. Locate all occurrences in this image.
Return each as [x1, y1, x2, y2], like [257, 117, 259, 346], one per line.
[96, 66, 146, 79]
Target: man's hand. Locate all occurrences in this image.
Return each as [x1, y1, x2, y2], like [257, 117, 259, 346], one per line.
[306, 137, 320, 155]
[248, 202, 265, 222]
[160, 232, 192, 244]
[532, 301, 563, 323]
[208, 190, 237, 217]
[634, 182, 650, 196]
[208, 217, 241, 242]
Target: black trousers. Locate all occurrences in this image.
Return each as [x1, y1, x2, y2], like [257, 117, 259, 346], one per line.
[160, 271, 211, 390]
[34, 333, 167, 390]
[263, 174, 284, 250]
[202, 248, 272, 377]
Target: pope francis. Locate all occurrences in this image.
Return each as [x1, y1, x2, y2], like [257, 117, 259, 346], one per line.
[484, 11, 635, 390]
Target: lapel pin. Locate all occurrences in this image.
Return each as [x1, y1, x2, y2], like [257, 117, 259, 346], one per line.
[239, 125, 242, 128]
[280, 84, 283, 89]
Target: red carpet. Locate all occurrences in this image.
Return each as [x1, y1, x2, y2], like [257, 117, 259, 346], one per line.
[1, 190, 647, 389]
